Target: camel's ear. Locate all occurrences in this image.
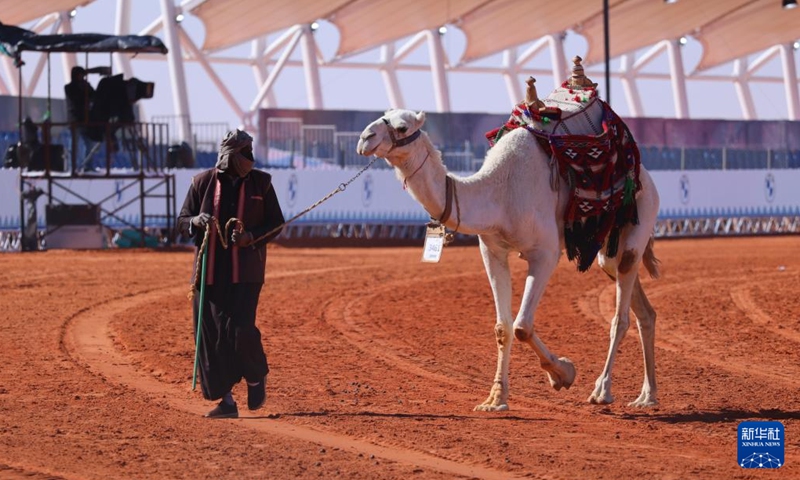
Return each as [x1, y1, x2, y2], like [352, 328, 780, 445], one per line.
[415, 111, 426, 126]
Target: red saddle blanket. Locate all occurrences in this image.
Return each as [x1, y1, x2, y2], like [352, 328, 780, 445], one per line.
[486, 100, 642, 272]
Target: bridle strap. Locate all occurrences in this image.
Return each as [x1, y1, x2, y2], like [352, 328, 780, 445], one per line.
[438, 175, 454, 224]
[382, 117, 421, 152]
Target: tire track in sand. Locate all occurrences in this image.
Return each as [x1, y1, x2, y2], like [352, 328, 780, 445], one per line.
[0, 462, 70, 480]
[61, 286, 527, 480]
[575, 275, 800, 387]
[729, 281, 800, 344]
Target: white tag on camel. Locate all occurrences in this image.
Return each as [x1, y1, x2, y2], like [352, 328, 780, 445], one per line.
[422, 223, 446, 263]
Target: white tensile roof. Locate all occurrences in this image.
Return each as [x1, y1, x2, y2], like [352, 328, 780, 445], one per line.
[9, 0, 798, 71]
[184, 0, 799, 70]
[0, 0, 92, 25]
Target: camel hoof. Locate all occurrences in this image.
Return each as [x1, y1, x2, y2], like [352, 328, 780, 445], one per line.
[587, 390, 614, 405]
[588, 394, 614, 405]
[628, 399, 658, 408]
[474, 403, 509, 412]
[513, 327, 530, 342]
[628, 395, 658, 408]
[546, 357, 576, 391]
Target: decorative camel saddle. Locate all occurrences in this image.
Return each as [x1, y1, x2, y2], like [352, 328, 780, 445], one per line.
[486, 56, 642, 272]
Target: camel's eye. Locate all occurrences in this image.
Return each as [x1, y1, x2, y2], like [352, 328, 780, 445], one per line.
[397, 126, 408, 134]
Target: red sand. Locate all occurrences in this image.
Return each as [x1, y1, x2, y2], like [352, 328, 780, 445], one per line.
[1, 236, 798, 479]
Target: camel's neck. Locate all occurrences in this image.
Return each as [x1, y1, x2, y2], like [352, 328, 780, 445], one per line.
[395, 135, 493, 235]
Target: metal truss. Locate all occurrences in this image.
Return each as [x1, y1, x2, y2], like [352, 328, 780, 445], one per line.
[655, 216, 800, 237]
[4, 216, 798, 251]
[280, 223, 426, 242]
[3, 1, 800, 142]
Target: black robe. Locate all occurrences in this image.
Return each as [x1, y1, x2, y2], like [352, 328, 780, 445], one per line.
[178, 168, 284, 400]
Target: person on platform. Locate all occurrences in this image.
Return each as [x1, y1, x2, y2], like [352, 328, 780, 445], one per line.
[64, 65, 110, 172]
[177, 129, 284, 418]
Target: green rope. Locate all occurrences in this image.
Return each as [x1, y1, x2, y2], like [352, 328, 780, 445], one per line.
[623, 174, 635, 206]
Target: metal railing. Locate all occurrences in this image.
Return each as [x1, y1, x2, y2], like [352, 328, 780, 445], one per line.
[3, 121, 170, 175]
[260, 117, 800, 172]
[151, 114, 230, 153]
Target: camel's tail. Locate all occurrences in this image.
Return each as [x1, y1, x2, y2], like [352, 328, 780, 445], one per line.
[643, 236, 661, 279]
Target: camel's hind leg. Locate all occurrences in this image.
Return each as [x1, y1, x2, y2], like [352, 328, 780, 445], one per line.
[474, 238, 514, 412]
[588, 252, 636, 405]
[590, 168, 660, 406]
[629, 275, 658, 407]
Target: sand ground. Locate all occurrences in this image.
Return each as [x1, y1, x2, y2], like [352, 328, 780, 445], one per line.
[0, 236, 798, 479]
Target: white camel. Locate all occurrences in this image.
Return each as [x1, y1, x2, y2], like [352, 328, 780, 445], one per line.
[356, 101, 661, 411]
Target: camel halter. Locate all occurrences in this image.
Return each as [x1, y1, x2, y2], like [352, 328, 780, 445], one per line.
[433, 175, 461, 246]
[381, 117, 421, 152]
[380, 117, 460, 242]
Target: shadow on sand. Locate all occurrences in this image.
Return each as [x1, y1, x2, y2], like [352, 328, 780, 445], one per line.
[616, 408, 800, 424]
[242, 410, 549, 422]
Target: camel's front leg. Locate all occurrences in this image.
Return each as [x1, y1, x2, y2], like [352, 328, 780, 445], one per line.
[514, 251, 576, 391]
[475, 239, 514, 412]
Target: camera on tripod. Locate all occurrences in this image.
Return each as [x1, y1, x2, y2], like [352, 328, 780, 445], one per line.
[87, 74, 154, 141]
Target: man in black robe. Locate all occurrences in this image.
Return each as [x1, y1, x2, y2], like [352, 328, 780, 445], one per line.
[64, 65, 110, 172]
[178, 129, 284, 418]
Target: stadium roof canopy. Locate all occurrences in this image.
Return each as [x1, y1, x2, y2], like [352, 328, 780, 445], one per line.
[1, 0, 797, 138]
[185, 0, 799, 71]
[5, 0, 797, 71]
[0, 0, 92, 26]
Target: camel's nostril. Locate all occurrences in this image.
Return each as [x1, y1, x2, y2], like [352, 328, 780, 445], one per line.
[360, 131, 375, 141]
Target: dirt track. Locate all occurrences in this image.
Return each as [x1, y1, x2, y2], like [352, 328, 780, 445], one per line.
[1, 237, 799, 479]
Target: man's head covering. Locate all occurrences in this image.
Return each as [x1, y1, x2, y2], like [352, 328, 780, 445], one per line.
[216, 129, 254, 177]
[71, 66, 86, 82]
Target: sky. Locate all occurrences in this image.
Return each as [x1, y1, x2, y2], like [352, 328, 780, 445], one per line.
[12, 0, 798, 134]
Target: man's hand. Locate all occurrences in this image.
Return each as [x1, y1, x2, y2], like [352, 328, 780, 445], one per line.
[191, 213, 211, 228]
[231, 229, 253, 247]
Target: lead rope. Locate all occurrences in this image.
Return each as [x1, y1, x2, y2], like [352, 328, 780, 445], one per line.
[188, 155, 380, 298]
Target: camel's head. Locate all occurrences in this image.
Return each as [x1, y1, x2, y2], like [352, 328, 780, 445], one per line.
[356, 109, 426, 160]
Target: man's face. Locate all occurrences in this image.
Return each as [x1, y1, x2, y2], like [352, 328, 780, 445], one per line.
[241, 145, 254, 162]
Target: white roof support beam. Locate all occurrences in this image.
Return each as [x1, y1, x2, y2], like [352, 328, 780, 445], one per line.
[57, 11, 77, 89]
[779, 44, 800, 120]
[159, 0, 192, 143]
[392, 32, 427, 66]
[746, 46, 780, 79]
[633, 41, 669, 73]
[619, 54, 643, 117]
[732, 59, 756, 120]
[299, 24, 323, 110]
[114, 0, 134, 78]
[30, 13, 60, 34]
[0, 65, 9, 95]
[380, 44, 405, 109]
[249, 27, 303, 115]
[259, 26, 302, 64]
[114, 0, 143, 121]
[251, 38, 277, 108]
[25, 18, 62, 97]
[666, 38, 689, 119]
[178, 26, 246, 126]
[1, 56, 19, 96]
[138, 16, 163, 37]
[515, 37, 549, 69]
[502, 48, 522, 106]
[426, 30, 450, 112]
[547, 34, 568, 84]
